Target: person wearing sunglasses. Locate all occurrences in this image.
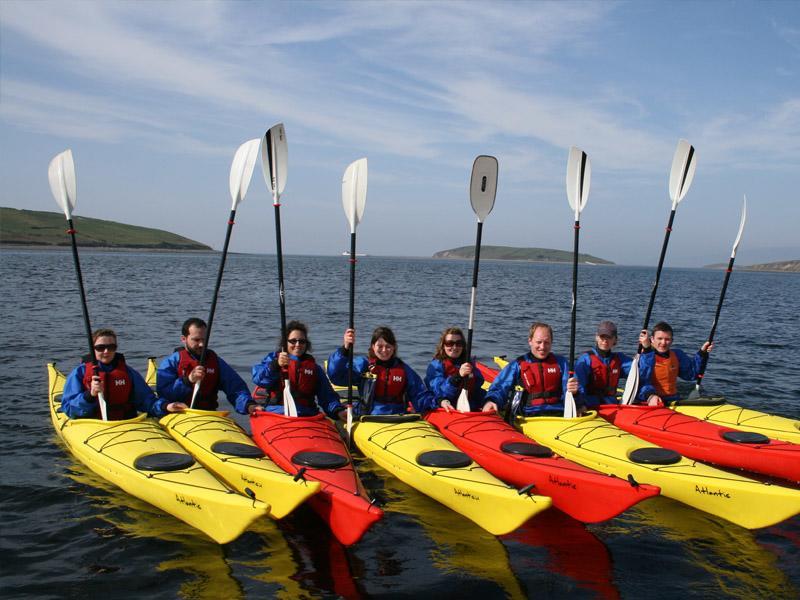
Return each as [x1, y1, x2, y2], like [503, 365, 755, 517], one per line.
[482, 322, 579, 417]
[250, 320, 346, 419]
[424, 327, 485, 412]
[156, 317, 252, 414]
[327, 325, 436, 416]
[61, 329, 183, 420]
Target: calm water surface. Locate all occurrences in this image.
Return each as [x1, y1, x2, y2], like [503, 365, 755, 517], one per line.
[1, 250, 798, 599]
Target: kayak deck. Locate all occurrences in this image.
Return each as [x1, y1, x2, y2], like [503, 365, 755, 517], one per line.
[48, 363, 269, 544]
[353, 414, 551, 535]
[250, 411, 383, 546]
[426, 409, 660, 522]
[671, 400, 800, 445]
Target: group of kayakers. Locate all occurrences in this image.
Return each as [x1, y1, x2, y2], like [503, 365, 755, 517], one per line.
[61, 316, 713, 422]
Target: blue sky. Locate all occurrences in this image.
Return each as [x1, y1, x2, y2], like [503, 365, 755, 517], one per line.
[1, 0, 798, 266]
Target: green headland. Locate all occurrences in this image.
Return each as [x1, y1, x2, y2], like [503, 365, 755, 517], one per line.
[434, 245, 614, 264]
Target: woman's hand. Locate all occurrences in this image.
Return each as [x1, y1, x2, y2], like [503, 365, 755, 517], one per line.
[343, 328, 355, 350]
[277, 351, 290, 368]
[458, 363, 472, 378]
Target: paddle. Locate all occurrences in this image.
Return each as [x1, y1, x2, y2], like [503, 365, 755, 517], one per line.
[189, 138, 260, 407]
[689, 195, 747, 399]
[48, 150, 107, 420]
[261, 123, 297, 417]
[341, 158, 368, 435]
[621, 139, 697, 404]
[457, 155, 498, 413]
[563, 147, 591, 418]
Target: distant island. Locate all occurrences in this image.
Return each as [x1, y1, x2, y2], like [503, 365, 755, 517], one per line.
[433, 245, 614, 265]
[0, 207, 211, 251]
[704, 259, 799, 273]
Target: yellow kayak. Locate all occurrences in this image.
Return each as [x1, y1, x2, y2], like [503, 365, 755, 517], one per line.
[671, 399, 800, 445]
[352, 414, 551, 535]
[48, 363, 269, 544]
[147, 358, 320, 517]
[518, 412, 800, 529]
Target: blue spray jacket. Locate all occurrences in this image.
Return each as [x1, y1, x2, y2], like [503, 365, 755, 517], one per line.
[327, 347, 437, 416]
[636, 348, 705, 404]
[157, 350, 252, 415]
[252, 352, 345, 419]
[574, 348, 635, 407]
[484, 352, 572, 416]
[424, 358, 486, 411]
[62, 360, 165, 419]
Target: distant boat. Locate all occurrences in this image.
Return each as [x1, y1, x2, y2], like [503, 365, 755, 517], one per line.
[342, 251, 368, 257]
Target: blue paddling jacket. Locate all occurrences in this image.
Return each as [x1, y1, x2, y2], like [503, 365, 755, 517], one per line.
[636, 348, 706, 404]
[327, 347, 436, 416]
[425, 358, 486, 411]
[575, 348, 635, 408]
[484, 353, 573, 416]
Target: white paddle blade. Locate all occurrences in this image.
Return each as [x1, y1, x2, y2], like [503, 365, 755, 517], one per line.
[98, 392, 108, 421]
[731, 195, 747, 257]
[566, 146, 591, 216]
[563, 391, 577, 419]
[261, 123, 288, 198]
[342, 158, 368, 232]
[229, 138, 261, 209]
[283, 385, 298, 418]
[621, 354, 640, 405]
[470, 155, 498, 223]
[189, 382, 200, 409]
[48, 149, 77, 219]
[345, 405, 353, 438]
[456, 389, 471, 413]
[668, 139, 697, 206]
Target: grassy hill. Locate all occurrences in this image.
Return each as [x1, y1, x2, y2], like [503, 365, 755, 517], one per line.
[0, 208, 211, 251]
[704, 259, 799, 273]
[433, 245, 614, 264]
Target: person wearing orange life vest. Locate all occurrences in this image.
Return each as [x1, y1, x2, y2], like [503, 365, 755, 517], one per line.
[250, 321, 346, 419]
[425, 327, 486, 412]
[157, 317, 252, 414]
[636, 321, 713, 406]
[482, 322, 579, 416]
[61, 329, 185, 419]
[574, 320, 650, 408]
[327, 326, 436, 416]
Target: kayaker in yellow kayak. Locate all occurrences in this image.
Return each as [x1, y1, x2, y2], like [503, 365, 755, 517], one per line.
[250, 320, 347, 419]
[636, 321, 713, 406]
[156, 317, 252, 414]
[328, 326, 436, 416]
[61, 329, 185, 419]
[574, 321, 650, 408]
[482, 322, 579, 416]
[424, 327, 486, 412]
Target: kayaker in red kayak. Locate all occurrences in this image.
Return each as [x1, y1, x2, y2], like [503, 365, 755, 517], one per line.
[636, 321, 713, 406]
[328, 326, 436, 416]
[62, 328, 185, 419]
[574, 320, 650, 408]
[424, 327, 485, 411]
[156, 317, 252, 414]
[481, 322, 578, 416]
[251, 320, 347, 419]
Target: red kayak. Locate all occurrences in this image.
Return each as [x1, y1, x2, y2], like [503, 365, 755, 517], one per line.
[250, 411, 383, 545]
[425, 409, 659, 523]
[597, 404, 800, 483]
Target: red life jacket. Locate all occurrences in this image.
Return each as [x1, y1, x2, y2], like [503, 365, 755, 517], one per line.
[587, 351, 622, 397]
[176, 348, 221, 410]
[652, 352, 679, 398]
[81, 355, 136, 420]
[441, 358, 476, 399]
[271, 355, 319, 410]
[517, 354, 562, 406]
[368, 358, 407, 405]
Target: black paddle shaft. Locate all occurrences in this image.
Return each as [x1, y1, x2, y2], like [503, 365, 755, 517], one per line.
[465, 221, 484, 360]
[568, 218, 580, 372]
[66, 219, 97, 367]
[200, 208, 236, 365]
[347, 231, 357, 404]
[273, 203, 288, 349]
[640, 208, 677, 350]
[696, 254, 735, 385]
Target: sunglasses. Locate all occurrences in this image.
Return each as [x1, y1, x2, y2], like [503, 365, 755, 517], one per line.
[443, 340, 465, 348]
[94, 343, 117, 352]
[287, 338, 308, 345]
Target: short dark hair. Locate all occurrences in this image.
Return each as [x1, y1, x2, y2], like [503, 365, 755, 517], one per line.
[280, 320, 312, 352]
[368, 326, 397, 360]
[92, 328, 117, 343]
[182, 318, 207, 336]
[652, 321, 673, 336]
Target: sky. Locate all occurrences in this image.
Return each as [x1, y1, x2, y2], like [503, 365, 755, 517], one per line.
[1, 0, 798, 266]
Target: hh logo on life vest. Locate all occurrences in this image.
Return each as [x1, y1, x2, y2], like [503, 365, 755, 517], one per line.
[114, 379, 127, 386]
[207, 368, 216, 374]
[303, 369, 314, 375]
[392, 376, 404, 382]
[546, 368, 558, 374]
